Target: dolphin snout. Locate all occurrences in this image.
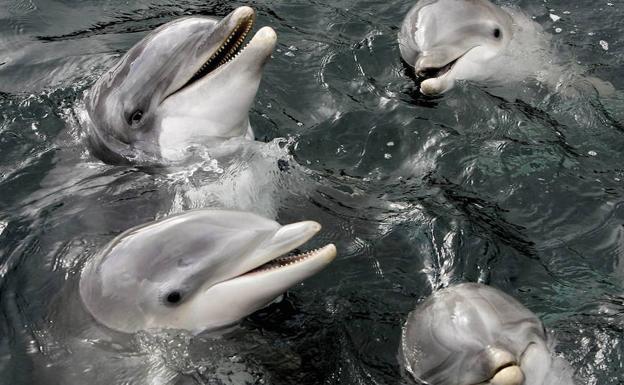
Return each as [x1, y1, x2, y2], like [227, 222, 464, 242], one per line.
[489, 365, 524, 385]
[232, 6, 255, 20]
[253, 26, 277, 44]
[485, 347, 524, 385]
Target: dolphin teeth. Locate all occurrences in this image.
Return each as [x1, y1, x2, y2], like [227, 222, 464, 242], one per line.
[180, 14, 255, 90]
[417, 57, 460, 80]
[245, 247, 326, 275]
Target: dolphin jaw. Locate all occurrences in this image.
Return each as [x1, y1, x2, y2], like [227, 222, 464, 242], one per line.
[175, 10, 256, 95]
[473, 346, 527, 385]
[188, 25, 277, 88]
[414, 49, 470, 95]
[416, 45, 491, 95]
[479, 364, 524, 385]
[185, 222, 335, 332]
[237, 244, 337, 278]
[219, 220, 327, 281]
[416, 56, 460, 80]
[155, 22, 277, 159]
[173, 244, 336, 334]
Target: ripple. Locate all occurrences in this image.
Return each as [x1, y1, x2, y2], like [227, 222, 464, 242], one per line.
[0, 1, 623, 385]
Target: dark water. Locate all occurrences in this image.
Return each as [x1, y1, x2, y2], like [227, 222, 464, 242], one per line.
[0, 0, 623, 384]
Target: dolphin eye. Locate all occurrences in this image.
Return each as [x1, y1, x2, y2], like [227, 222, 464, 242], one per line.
[165, 291, 182, 306]
[493, 28, 501, 39]
[130, 110, 143, 125]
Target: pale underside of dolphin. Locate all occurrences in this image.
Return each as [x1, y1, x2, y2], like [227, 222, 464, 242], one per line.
[398, 0, 615, 96]
[79, 209, 336, 334]
[80, 6, 277, 165]
[400, 283, 576, 385]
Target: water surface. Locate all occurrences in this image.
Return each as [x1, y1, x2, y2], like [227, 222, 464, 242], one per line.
[0, 0, 623, 384]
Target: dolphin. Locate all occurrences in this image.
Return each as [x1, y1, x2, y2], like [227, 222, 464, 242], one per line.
[81, 6, 276, 165]
[398, 0, 514, 95]
[400, 283, 576, 385]
[79, 209, 336, 334]
[398, 0, 616, 97]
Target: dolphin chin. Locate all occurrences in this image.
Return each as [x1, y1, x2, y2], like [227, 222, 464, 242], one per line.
[83, 6, 277, 165]
[400, 283, 576, 385]
[79, 210, 336, 334]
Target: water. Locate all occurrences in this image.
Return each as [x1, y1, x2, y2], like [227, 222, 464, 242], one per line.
[0, 0, 623, 384]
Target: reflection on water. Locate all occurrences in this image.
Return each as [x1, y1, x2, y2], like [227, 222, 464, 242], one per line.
[0, 0, 623, 384]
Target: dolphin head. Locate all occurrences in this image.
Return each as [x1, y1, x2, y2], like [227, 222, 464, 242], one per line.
[400, 283, 572, 385]
[84, 6, 277, 164]
[79, 210, 336, 334]
[398, 0, 512, 95]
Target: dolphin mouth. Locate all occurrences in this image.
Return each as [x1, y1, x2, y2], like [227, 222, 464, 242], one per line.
[481, 363, 524, 385]
[179, 12, 256, 91]
[195, 221, 336, 316]
[243, 245, 337, 276]
[415, 44, 481, 80]
[491, 361, 517, 377]
[416, 56, 460, 80]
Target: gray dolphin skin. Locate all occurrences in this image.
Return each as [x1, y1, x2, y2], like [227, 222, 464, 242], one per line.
[79, 209, 336, 334]
[398, 0, 513, 95]
[400, 283, 575, 385]
[82, 6, 276, 164]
